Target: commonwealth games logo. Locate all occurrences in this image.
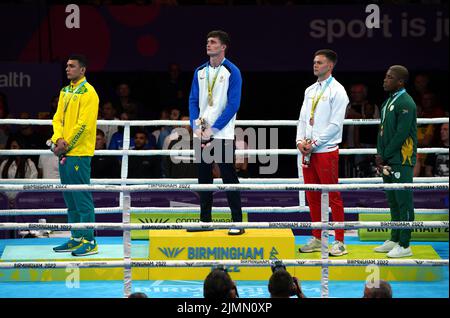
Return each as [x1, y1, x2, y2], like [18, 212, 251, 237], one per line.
[159, 247, 185, 258]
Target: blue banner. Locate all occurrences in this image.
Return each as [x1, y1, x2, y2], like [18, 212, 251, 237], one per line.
[0, 63, 62, 117]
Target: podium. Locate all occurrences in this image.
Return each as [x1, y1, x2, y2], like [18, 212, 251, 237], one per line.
[0, 244, 148, 281]
[148, 229, 295, 280]
[295, 244, 444, 281]
[0, 232, 444, 282]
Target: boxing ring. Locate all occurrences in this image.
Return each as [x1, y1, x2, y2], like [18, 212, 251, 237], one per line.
[0, 117, 448, 298]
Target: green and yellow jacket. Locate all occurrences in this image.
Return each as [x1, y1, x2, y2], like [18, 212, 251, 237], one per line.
[377, 89, 417, 167]
[51, 76, 99, 157]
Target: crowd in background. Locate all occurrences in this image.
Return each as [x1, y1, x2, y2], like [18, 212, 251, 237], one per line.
[342, 73, 448, 178]
[0, 68, 448, 193]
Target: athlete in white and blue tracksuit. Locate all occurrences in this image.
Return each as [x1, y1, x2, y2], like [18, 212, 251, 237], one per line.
[189, 46, 244, 234]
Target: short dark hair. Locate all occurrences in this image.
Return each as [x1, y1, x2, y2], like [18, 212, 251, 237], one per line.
[203, 269, 235, 300]
[314, 49, 338, 65]
[117, 82, 130, 89]
[96, 129, 105, 137]
[68, 54, 88, 68]
[128, 292, 148, 298]
[389, 65, 409, 84]
[102, 100, 115, 108]
[134, 128, 148, 138]
[207, 30, 230, 48]
[268, 269, 295, 298]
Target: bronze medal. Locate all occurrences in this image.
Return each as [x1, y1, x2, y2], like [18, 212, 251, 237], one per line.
[309, 118, 314, 126]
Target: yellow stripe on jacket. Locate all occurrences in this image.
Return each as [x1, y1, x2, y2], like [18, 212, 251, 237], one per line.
[401, 136, 414, 165]
[51, 76, 99, 157]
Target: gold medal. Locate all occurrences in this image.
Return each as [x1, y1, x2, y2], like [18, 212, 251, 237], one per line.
[380, 125, 383, 136]
[208, 93, 213, 107]
[309, 118, 314, 126]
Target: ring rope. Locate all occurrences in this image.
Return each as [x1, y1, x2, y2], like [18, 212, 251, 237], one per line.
[0, 117, 448, 126]
[1, 148, 448, 156]
[0, 176, 447, 185]
[0, 207, 446, 216]
[0, 221, 447, 231]
[0, 183, 447, 192]
[1, 117, 448, 298]
[0, 259, 447, 270]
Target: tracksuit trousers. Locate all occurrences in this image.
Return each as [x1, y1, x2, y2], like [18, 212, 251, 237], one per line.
[302, 149, 345, 242]
[59, 156, 95, 241]
[382, 165, 414, 248]
[196, 138, 243, 223]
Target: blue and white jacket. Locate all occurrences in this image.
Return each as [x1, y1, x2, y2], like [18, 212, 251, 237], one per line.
[189, 58, 242, 140]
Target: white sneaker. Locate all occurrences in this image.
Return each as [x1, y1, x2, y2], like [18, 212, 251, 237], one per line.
[299, 237, 322, 253]
[387, 245, 413, 258]
[374, 240, 399, 253]
[228, 228, 245, 235]
[329, 240, 348, 256]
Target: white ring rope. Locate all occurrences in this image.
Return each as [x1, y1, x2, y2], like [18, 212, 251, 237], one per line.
[1, 148, 448, 156]
[0, 221, 447, 231]
[0, 118, 448, 126]
[0, 207, 446, 216]
[0, 177, 447, 185]
[0, 259, 446, 270]
[0, 183, 447, 192]
[1, 117, 448, 298]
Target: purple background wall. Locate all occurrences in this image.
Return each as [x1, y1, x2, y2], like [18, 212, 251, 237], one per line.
[1, 4, 447, 115]
[0, 5, 447, 72]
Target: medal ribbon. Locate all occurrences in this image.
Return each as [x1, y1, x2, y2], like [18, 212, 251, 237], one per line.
[310, 76, 333, 122]
[206, 59, 224, 105]
[62, 79, 87, 127]
[381, 88, 406, 124]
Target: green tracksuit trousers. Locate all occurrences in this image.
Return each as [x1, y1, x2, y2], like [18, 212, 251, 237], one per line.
[59, 156, 95, 241]
[382, 164, 414, 248]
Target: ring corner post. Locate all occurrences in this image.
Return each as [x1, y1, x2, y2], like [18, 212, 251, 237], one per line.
[320, 190, 330, 298]
[121, 121, 132, 298]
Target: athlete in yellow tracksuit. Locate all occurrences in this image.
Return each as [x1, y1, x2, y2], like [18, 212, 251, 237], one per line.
[51, 54, 99, 257]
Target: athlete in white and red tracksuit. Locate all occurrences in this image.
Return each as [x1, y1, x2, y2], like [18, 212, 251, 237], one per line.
[296, 49, 349, 256]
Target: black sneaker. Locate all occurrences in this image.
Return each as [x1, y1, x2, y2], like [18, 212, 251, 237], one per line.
[186, 228, 214, 232]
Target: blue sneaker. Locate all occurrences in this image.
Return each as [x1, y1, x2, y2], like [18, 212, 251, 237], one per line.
[53, 237, 83, 253]
[71, 239, 98, 257]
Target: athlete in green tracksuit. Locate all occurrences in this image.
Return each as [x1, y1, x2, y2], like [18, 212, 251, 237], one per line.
[374, 65, 417, 258]
[51, 54, 99, 257]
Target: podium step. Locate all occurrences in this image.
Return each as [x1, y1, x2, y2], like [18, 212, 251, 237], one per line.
[359, 213, 449, 241]
[294, 244, 444, 281]
[0, 244, 148, 282]
[148, 229, 295, 280]
[0, 235, 444, 282]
